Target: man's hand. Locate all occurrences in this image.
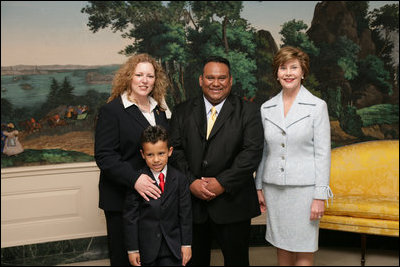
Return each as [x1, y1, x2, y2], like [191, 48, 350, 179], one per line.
[128, 252, 141, 266]
[189, 179, 216, 200]
[181, 246, 192, 266]
[134, 174, 161, 201]
[202, 177, 225, 199]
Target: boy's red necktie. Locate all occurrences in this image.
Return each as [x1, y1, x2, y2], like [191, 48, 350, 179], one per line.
[159, 173, 165, 193]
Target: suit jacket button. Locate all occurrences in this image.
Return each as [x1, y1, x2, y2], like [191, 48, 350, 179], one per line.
[281, 143, 285, 148]
[157, 233, 161, 238]
[202, 160, 208, 168]
[280, 168, 284, 172]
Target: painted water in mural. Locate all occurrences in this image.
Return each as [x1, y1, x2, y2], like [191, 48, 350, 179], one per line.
[1, 65, 120, 165]
[1, 1, 398, 168]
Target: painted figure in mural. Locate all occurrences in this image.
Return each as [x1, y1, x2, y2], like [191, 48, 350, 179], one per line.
[94, 53, 170, 266]
[1, 123, 7, 153]
[123, 125, 192, 266]
[169, 56, 264, 266]
[2, 122, 24, 156]
[18, 117, 41, 134]
[255, 46, 333, 266]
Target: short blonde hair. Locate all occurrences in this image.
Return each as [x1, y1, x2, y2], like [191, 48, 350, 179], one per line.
[108, 53, 169, 110]
[273, 46, 309, 83]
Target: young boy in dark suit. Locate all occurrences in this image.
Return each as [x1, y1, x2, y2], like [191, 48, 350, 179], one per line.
[123, 125, 192, 266]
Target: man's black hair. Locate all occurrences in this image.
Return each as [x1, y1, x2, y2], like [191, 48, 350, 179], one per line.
[203, 56, 231, 73]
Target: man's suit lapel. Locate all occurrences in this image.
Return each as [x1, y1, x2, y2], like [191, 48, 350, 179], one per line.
[207, 95, 234, 140]
[192, 97, 207, 140]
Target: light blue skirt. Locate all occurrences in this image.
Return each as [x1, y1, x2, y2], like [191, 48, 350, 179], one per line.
[262, 183, 320, 252]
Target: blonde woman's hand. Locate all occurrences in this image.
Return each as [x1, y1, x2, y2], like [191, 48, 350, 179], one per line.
[134, 174, 161, 201]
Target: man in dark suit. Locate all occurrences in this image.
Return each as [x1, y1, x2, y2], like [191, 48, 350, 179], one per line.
[123, 125, 192, 266]
[169, 56, 264, 266]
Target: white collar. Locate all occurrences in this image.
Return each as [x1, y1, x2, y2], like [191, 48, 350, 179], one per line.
[121, 92, 158, 111]
[203, 96, 226, 115]
[150, 165, 168, 181]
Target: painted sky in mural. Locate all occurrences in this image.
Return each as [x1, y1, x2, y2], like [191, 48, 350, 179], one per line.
[1, 1, 397, 66]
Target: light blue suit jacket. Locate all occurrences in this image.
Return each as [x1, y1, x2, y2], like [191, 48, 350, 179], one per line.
[255, 86, 332, 199]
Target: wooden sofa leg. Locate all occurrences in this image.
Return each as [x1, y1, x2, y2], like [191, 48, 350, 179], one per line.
[361, 234, 366, 266]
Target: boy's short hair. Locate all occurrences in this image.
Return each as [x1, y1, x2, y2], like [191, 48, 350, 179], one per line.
[140, 125, 169, 148]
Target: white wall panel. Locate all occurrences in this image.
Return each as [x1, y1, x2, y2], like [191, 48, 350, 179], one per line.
[1, 162, 107, 248]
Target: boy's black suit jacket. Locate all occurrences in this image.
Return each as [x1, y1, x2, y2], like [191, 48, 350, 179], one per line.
[95, 96, 169, 211]
[123, 165, 192, 263]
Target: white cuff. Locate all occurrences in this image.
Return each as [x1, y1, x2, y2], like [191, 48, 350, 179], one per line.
[313, 186, 333, 206]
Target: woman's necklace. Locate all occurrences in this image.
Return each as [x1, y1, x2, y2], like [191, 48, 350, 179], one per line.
[139, 101, 150, 112]
[129, 95, 150, 112]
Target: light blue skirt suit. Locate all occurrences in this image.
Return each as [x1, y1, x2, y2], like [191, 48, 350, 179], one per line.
[255, 86, 333, 252]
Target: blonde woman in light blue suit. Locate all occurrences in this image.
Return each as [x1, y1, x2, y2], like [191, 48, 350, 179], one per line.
[255, 46, 333, 266]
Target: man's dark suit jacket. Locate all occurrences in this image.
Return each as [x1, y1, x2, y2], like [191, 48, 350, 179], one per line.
[95, 96, 169, 211]
[169, 94, 264, 224]
[123, 165, 192, 264]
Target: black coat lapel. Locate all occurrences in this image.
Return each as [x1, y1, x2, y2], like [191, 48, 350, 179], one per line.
[142, 166, 157, 183]
[124, 102, 150, 129]
[154, 106, 163, 124]
[162, 166, 177, 202]
[207, 95, 234, 140]
[154, 106, 168, 128]
[192, 97, 207, 140]
[142, 165, 173, 197]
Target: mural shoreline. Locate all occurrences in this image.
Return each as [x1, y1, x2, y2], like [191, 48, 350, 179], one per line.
[1, 1, 399, 168]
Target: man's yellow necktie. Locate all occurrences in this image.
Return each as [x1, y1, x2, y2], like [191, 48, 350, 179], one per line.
[206, 106, 217, 139]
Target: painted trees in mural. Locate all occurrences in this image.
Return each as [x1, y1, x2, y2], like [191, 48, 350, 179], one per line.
[1, 1, 398, 167]
[82, 0, 398, 142]
[81, 1, 257, 105]
[306, 2, 398, 140]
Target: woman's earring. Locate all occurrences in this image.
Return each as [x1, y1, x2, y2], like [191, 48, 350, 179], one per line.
[302, 76, 304, 79]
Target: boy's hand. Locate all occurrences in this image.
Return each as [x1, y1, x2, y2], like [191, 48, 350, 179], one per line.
[128, 252, 141, 266]
[181, 246, 192, 266]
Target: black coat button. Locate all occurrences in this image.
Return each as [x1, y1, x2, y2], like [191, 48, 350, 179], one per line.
[202, 160, 208, 168]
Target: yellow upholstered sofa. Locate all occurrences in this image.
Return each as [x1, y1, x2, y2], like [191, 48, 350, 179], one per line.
[320, 140, 399, 265]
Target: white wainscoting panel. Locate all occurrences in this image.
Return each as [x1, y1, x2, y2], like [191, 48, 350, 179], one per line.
[1, 162, 107, 248]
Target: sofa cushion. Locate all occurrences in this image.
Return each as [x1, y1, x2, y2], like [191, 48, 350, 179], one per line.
[325, 195, 399, 221]
[320, 215, 399, 236]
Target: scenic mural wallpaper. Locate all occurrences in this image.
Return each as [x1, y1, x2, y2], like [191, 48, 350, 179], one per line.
[1, 1, 399, 168]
